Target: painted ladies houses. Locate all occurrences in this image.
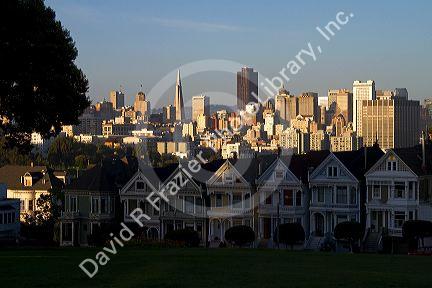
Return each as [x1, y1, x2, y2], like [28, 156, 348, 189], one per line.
[308, 147, 383, 248]
[206, 158, 259, 243]
[365, 141, 432, 240]
[256, 155, 305, 242]
[0, 165, 64, 221]
[60, 157, 134, 246]
[119, 162, 208, 242]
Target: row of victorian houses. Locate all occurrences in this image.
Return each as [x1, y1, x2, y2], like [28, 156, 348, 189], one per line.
[57, 138, 432, 250]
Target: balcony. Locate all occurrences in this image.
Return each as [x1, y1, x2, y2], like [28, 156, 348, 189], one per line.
[309, 202, 358, 210]
[207, 207, 253, 218]
[258, 204, 304, 214]
[61, 211, 81, 219]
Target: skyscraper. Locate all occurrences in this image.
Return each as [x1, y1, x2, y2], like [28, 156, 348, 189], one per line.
[328, 89, 353, 123]
[237, 67, 258, 111]
[192, 94, 210, 121]
[353, 80, 375, 132]
[133, 90, 150, 119]
[109, 90, 125, 110]
[298, 92, 319, 121]
[174, 70, 185, 122]
[361, 96, 420, 149]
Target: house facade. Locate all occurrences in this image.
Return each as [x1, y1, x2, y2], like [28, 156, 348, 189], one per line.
[0, 183, 20, 242]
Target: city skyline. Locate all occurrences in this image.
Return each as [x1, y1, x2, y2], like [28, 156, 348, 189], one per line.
[45, 0, 432, 106]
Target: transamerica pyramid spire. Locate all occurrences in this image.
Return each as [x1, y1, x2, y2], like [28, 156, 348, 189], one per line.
[174, 70, 185, 122]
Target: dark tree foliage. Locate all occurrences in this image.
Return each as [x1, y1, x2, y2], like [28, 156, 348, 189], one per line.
[224, 225, 255, 247]
[334, 221, 362, 252]
[0, 0, 89, 150]
[403, 220, 432, 251]
[165, 229, 200, 247]
[274, 223, 305, 250]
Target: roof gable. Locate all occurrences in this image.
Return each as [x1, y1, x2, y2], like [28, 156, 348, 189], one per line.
[310, 153, 359, 183]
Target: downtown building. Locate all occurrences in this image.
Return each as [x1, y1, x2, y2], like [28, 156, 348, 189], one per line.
[237, 67, 258, 111]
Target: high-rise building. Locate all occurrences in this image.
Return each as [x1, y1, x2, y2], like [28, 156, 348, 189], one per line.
[109, 90, 125, 110]
[237, 67, 258, 111]
[298, 92, 319, 121]
[274, 86, 297, 126]
[191, 94, 210, 121]
[174, 70, 185, 122]
[133, 91, 151, 119]
[310, 130, 330, 151]
[353, 80, 375, 132]
[328, 89, 353, 123]
[163, 105, 176, 123]
[361, 96, 420, 149]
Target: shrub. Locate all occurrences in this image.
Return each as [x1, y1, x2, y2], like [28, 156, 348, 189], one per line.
[402, 220, 432, 251]
[164, 229, 200, 247]
[274, 223, 305, 250]
[224, 225, 255, 247]
[334, 221, 362, 252]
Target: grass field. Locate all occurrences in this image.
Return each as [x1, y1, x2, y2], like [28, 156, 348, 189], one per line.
[0, 248, 431, 288]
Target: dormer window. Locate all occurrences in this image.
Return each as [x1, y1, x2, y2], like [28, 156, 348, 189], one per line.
[24, 176, 32, 187]
[387, 160, 397, 171]
[327, 166, 338, 178]
[136, 181, 145, 190]
[275, 171, 284, 180]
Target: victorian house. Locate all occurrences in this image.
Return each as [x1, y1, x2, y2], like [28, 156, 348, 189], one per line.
[365, 142, 431, 242]
[308, 146, 383, 249]
[256, 155, 305, 243]
[60, 157, 133, 246]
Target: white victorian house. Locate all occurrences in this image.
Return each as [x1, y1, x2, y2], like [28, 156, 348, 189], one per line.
[256, 156, 305, 241]
[365, 149, 420, 238]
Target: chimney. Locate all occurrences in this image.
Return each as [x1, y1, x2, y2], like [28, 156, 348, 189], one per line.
[30, 162, 34, 167]
[421, 131, 426, 170]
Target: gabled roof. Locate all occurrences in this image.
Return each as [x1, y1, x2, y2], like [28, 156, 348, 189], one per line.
[392, 144, 432, 176]
[333, 145, 384, 181]
[309, 152, 359, 183]
[283, 150, 331, 184]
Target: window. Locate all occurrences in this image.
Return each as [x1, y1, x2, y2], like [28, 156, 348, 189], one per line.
[387, 160, 397, 171]
[283, 190, 293, 206]
[215, 193, 222, 207]
[110, 198, 115, 213]
[223, 173, 233, 184]
[327, 166, 338, 177]
[195, 197, 203, 211]
[91, 198, 99, 213]
[20, 200, 25, 211]
[28, 200, 33, 211]
[275, 171, 284, 180]
[101, 198, 107, 214]
[350, 188, 357, 204]
[408, 182, 416, 200]
[394, 182, 405, 198]
[244, 193, 251, 209]
[185, 196, 194, 214]
[265, 194, 272, 205]
[317, 188, 325, 203]
[136, 181, 145, 190]
[295, 191, 302, 206]
[336, 187, 348, 204]
[70, 197, 77, 212]
[372, 185, 381, 199]
[394, 212, 405, 228]
[232, 194, 242, 209]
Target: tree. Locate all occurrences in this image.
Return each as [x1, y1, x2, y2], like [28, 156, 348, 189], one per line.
[47, 136, 76, 168]
[334, 221, 362, 252]
[0, 0, 89, 150]
[403, 220, 432, 252]
[274, 223, 305, 250]
[224, 225, 255, 247]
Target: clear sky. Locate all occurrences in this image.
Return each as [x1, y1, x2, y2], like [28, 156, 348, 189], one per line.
[46, 0, 432, 108]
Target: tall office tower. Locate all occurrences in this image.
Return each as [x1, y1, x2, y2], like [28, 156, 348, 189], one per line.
[133, 91, 151, 119]
[95, 100, 115, 121]
[353, 80, 375, 133]
[163, 105, 176, 123]
[394, 88, 408, 99]
[328, 89, 353, 123]
[237, 67, 258, 111]
[110, 90, 125, 110]
[191, 94, 210, 121]
[274, 86, 298, 126]
[361, 96, 420, 149]
[174, 70, 185, 122]
[298, 92, 319, 121]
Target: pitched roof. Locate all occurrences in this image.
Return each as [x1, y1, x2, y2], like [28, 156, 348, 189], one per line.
[392, 144, 432, 176]
[283, 150, 331, 184]
[0, 165, 64, 191]
[65, 157, 132, 192]
[334, 145, 384, 180]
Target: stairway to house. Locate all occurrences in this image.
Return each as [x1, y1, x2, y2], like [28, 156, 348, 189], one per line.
[306, 237, 323, 250]
[363, 232, 380, 253]
[209, 239, 221, 248]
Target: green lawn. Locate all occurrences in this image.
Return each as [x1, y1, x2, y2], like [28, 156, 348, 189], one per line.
[0, 248, 431, 287]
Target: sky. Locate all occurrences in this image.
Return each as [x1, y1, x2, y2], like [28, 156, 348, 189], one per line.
[46, 0, 432, 109]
